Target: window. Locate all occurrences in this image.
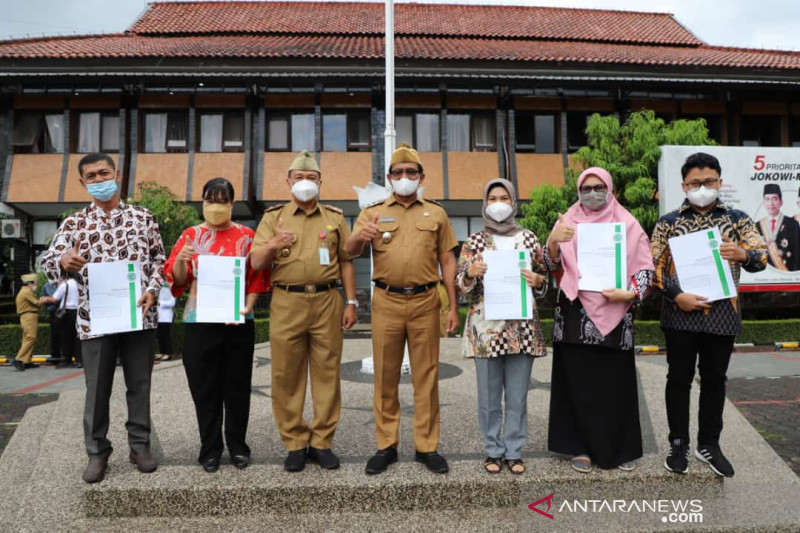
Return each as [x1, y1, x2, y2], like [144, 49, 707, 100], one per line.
[198, 111, 244, 153]
[516, 112, 557, 153]
[396, 112, 440, 152]
[267, 112, 315, 152]
[566, 112, 593, 152]
[447, 112, 496, 152]
[681, 114, 722, 144]
[76, 112, 120, 153]
[741, 115, 782, 147]
[143, 111, 189, 153]
[12, 112, 65, 153]
[790, 116, 800, 147]
[322, 111, 371, 152]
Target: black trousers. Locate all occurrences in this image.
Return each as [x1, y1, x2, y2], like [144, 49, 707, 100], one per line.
[663, 329, 734, 447]
[183, 321, 255, 463]
[59, 309, 81, 364]
[48, 312, 61, 359]
[157, 323, 173, 356]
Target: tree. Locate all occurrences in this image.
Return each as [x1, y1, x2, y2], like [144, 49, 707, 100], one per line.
[521, 110, 716, 238]
[519, 184, 569, 245]
[128, 182, 201, 255]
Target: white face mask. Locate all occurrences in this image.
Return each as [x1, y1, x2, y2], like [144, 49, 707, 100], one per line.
[686, 186, 718, 208]
[485, 201, 513, 222]
[391, 177, 419, 196]
[291, 180, 319, 202]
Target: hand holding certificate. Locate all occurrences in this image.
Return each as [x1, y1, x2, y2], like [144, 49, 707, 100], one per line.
[482, 249, 533, 320]
[577, 222, 627, 292]
[196, 255, 246, 323]
[668, 227, 737, 302]
[88, 261, 144, 335]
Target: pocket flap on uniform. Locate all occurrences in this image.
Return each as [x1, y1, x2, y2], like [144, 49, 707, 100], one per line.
[415, 220, 438, 232]
[378, 221, 399, 232]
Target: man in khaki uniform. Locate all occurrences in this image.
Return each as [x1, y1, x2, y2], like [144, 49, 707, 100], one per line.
[251, 150, 358, 472]
[13, 273, 50, 372]
[346, 144, 460, 475]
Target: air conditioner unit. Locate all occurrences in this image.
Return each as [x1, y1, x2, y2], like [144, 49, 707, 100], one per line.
[1, 219, 22, 239]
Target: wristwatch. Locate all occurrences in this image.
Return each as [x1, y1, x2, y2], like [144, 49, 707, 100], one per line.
[346, 299, 360, 308]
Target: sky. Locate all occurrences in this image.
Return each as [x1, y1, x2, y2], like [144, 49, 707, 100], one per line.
[0, 0, 799, 51]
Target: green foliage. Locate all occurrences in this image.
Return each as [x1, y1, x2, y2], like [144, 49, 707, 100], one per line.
[521, 110, 716, 237]
[519, 184, 569, 244]
[129, 182, 201, 255]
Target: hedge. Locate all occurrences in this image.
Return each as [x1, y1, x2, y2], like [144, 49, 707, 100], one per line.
[0, 319, 270, 358]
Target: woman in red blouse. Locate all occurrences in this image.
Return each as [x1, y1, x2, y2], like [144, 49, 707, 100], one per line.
[165, 177, 270, 473]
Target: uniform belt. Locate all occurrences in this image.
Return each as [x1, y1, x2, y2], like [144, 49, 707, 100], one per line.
[274, 281, 340, 294]
[19, 310, 38, 315]
[374, 280, 437, 295]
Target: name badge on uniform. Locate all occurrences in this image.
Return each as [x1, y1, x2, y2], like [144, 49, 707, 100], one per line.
[319, 247, 331, 265]
[380, 217, 395, 223]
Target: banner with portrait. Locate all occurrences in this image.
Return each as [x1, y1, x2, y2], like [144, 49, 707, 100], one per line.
[658, 145, 800, 291]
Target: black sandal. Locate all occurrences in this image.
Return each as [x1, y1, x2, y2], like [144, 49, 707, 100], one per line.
[505, 458, 526, 475]
[484, 457, 502, 474]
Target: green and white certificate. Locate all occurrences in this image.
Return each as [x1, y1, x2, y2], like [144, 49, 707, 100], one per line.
[668, 227, 737, 302]
[196, 255, 246, 323]
[482, 249, 533, 320]
[87, 261, 143, 335]
[577, 222, 627, 292]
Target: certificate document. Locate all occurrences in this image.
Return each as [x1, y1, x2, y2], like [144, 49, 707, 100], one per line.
[87, 261, 143, 335]
[482, 249, 533, 320]
[577, 222, 627, 292]
[668, 227, 737, 302]
[196, 255, 246, 324]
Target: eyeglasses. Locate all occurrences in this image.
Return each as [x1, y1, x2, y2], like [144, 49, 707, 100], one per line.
[684, 178, 720, 191]
[578, 185, 608, 194]
[290, 176, 320, 184]
[389, 169, 420, 179]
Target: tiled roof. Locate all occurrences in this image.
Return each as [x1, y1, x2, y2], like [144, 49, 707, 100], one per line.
[129, 1, 702, 46]
[2, 33, 799, 71]
[0, 2, 798, 73]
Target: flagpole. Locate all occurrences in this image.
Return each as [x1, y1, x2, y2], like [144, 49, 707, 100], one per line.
[384, 0, 396, 175]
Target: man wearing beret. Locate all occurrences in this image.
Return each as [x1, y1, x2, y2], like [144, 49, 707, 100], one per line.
[346, 143, 460, 475]
[12, 273, 53, 371]
[251, 150, 358, 472]
[756, 184, 800, 271]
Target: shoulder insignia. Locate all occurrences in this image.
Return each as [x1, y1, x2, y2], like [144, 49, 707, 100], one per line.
[264, 204, 284, 213]
[323, 204, 343, 215]
[424, 198, 443, 207]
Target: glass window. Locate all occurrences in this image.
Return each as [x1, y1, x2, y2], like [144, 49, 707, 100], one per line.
[291, 113, 315, 151]
[347, 112, 371, 151]
[144, 111, 188, 153]
[790, 116, 800, 147]
[450, 217, 469, 241]
[567, 112, 592, 152]
[396, 112, 440, 152]
[323, 113, 347, 151]
[472, 114, 496, 152]
[12, 112, 64, 154]
[741, 115, 782, 147]
[199, 111, 244, 153]
[515, 112, 557, 153]
[396, 115, 413, 146]
[447, 114, 470, 151]
[77, 112, 120, 153]
[267, 115, 289, 150]
[101, 114, 120, 152]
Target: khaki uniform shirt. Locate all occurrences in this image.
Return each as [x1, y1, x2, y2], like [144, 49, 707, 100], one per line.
[353, 196, 458, 287]
[253, 200, 352, 285]
[16, 286, 39, 314]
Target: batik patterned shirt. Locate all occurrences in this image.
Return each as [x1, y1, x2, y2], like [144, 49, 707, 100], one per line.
[41, 201, 166, 340]
[651, 200, 767, 336]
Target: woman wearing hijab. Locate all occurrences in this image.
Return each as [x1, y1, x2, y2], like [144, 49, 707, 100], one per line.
[456, 179, 548, 475]
[544, 167, 654, 473]
[165, 177, 270, 473]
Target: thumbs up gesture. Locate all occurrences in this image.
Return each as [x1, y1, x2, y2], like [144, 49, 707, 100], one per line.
[467, 252, 487, 279]
[176, 238, 196, 263]
[60, 236, 87, 273]
[358, 212, 381, 243]
[718, 232, 746, 262]
[268, 218, 296, 252]
[549, 213, 576, 244]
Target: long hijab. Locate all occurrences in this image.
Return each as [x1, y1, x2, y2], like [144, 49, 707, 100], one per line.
[553, 167, 654, 336]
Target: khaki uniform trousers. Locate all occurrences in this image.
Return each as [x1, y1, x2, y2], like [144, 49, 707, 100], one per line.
[371, 287, 441, 452]
[269, 288, 344, 451]
[16, 313, 38, 364]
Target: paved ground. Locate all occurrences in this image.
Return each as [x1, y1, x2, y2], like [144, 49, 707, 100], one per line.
[1, 348, 798, 479]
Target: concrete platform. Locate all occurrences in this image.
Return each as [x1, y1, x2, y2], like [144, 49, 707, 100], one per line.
[1, 338, 798, 532]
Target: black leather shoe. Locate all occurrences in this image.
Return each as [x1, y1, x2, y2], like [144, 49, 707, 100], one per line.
[231, 454, 250, 470]
[307, 447, 340, 470]
[365, 447, 398, 475]
[284, 449, 307, 472]
[202, 457, 220, 473]
[129, 450, 158, 473]
[13, 360, 25, 371]
[82, 456, 108, 484]
[415, 450, 449, 474]
[24, 362, 40, 368]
